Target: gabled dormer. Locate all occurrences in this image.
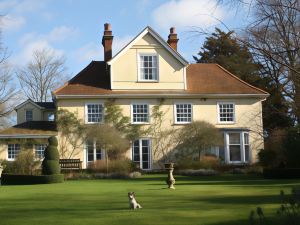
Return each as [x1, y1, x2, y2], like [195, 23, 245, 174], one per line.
[15, 99, 56, 124]
[105, 25, 189, 90]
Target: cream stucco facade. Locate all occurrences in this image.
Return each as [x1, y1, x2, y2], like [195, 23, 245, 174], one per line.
[0, 26, 267, 171]
[56, 96, 264, 169]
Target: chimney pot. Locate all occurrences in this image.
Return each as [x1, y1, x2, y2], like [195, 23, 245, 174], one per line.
[167, 27, 179, 51]
[170, 27, 176, 34]
[104, 23, 111, 31]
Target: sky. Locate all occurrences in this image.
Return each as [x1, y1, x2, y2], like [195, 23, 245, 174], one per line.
[0, 0, 253, 78]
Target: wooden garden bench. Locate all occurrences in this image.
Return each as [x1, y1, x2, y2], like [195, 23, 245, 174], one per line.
[59, 159, 82, 170]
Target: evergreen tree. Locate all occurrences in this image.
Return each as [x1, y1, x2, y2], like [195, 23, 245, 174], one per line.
[194, 28, 260, 84]
[194, 28, 292, 132]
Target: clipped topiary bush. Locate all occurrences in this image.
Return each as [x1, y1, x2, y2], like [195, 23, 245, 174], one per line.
[42, 136, 61, 175]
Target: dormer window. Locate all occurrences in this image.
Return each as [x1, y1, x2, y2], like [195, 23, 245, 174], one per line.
[25, 110, 33, 121]
[138, 54, 158, 81]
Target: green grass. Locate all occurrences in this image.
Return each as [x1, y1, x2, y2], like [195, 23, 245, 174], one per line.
[0, 174, 299, 225]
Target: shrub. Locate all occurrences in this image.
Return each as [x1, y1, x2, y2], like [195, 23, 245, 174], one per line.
[176, 155, 220, 170]
[249, 188, 300, 225]
[2, 150, 41, 175]
[1, 174, 64, 185]
[42, 136, 60, 175]
[87, 158, 133, 174]
[263, 168, 300, 179]
[176, 169, 218, 176]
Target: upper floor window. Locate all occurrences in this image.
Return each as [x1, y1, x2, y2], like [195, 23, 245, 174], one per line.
[25, 110, 33, 121]
[175, 103, 192, 124]
[139, 54, 158, 81]
[8, 144, 20, 160]
[48, 113, 55, 121]
[132, 103, 149, 124]
[85, 103, 104, 124]
[218, 102, 235, 123]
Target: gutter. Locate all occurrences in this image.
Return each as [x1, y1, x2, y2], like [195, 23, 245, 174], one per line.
[55, 93, 269, 99]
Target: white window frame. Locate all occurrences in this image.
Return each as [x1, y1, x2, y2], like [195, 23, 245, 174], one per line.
[217, 102, 235, 124]
[35, 144, 47, 159]
[224, 131, 250, 164]
[85, 102, 104, 124]
[25, 109, 33, 122]
[85, 140, 105, 163]
[131, 138, 152, 170]
[7, 144, 20, 161]
[137, 53, 159, 82]
[174, 102, 193, 124]
[131, 102, 150, 124]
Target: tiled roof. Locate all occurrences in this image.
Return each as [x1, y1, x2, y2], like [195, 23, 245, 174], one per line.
[54, 61, 268, 96]
[0, 121, 57, 137]
[186, 64, 268, 95]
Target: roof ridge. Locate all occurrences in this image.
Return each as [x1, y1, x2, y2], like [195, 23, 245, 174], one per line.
[215, 64, 269, 95]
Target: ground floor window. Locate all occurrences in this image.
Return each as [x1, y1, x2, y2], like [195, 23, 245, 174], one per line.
[86, 140, 103, 163]
[7, 144, 20, 160]
[132, 138, 151, 170]
[225, 132, 250, 163]
[35, 144, 47, 159]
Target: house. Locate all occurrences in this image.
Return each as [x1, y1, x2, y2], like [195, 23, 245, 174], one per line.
[0, 24, 268, 170]
[0, 99, 57, 160]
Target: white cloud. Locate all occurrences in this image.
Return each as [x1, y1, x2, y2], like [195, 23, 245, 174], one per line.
[152, 0, 226, 30]
[74, 35, 133, 63]
[113, 35, 134, 55]
[74, 42, 102, 62]
[12, 25, 78, 66]
[0, 15, 26, 31]
[47, 26, 79, 42]
[0, 0, 47, 13]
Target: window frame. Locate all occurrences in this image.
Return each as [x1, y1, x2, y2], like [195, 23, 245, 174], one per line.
[131, 102, 150, 124]
[224, 131, 250, 164]
[131, 138, 152, 170]
[25, 109, 33, 122]
[35, 144, 47, 159]
[7, 144, 20, 161]
[137, 53, 159, 82]
[217, 102, 236, 124]
[174, 102, 193, 124]
[85, 140, 105, 163]
[85, 102, 104, 124]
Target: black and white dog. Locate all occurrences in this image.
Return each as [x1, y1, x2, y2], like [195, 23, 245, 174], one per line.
[128, 192, 142, 209]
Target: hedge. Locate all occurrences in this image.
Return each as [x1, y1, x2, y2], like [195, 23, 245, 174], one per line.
[263, 168, 300, 179]
[1, 174, 64, 185]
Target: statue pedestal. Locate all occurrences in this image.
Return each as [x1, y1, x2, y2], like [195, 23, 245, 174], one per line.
[165, 163, 175, 189]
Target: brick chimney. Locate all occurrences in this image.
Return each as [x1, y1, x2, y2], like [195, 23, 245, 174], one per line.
[167, 27, 179, 51]
[102, 23, 113, 61]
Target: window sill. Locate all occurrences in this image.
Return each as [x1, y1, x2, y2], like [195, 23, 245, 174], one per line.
[173, 122, 192, 125]
[85, 122, 104, 125]
[131, 122, 150, 125]
[217, 122, 236, 125]
[137, 80, 159, 83]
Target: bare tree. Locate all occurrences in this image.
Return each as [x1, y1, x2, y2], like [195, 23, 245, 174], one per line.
[17, 49, 68, 102]
[240, 0, 300, 123]
[0, 24, 19, 122]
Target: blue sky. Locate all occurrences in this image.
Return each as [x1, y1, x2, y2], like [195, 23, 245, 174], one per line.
[0, 0, 252, 77]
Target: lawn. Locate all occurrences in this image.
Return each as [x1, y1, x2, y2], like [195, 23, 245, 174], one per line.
[0, 174, 299, 225]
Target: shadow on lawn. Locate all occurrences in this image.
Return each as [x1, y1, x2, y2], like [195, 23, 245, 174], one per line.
[137, 175, 300, 187]
[192, 194, 280, 205]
